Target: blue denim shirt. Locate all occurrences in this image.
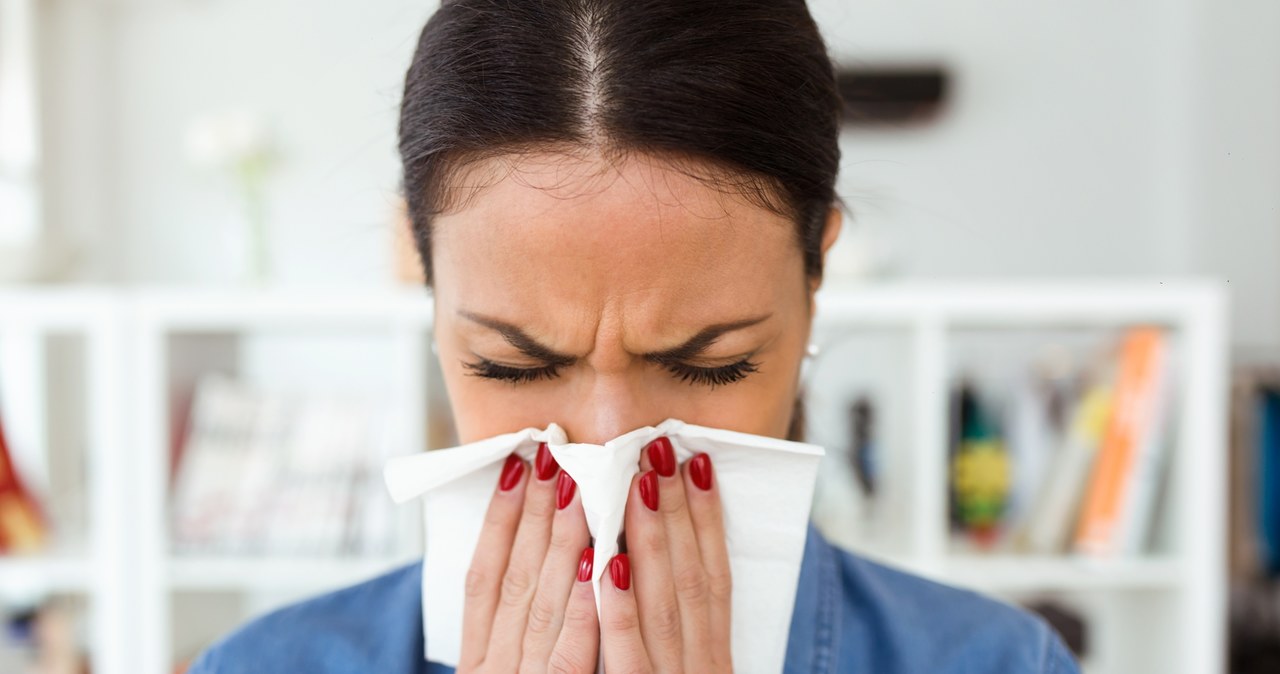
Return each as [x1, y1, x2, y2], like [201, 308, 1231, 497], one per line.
[189, 525, 1080, 673]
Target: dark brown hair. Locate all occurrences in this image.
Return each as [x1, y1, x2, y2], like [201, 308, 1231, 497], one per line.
[397, 0, 843, 285]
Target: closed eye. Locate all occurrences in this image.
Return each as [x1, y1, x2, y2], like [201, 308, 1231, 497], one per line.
[462, 358, 561, 384]
[461, 356, 760, 388]
[661, 358, 759, 389]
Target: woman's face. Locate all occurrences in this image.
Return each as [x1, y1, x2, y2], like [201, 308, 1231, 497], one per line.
[430, 150, 839, 444]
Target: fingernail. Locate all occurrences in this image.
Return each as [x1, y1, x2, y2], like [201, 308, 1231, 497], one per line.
[609, 553, 631, 590]
[577, 547, 594, 582]
[647, 436, 676, 477]
[499, 454, 524, 491]
[690, 453, 713, 491]
[556, 471, 577, 510]
[639, 470, 659, 511]
[535, 441, 559, 481]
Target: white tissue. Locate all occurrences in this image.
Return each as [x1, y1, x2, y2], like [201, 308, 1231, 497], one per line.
[383, 418, 824, 673]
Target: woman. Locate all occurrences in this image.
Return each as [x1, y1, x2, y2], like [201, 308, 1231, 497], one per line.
[191, 1, 1080, 672]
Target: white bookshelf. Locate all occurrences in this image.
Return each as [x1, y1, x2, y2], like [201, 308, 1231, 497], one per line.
[0, 279, 1226, 674]
[0, 289, 130, 674]
[806, 278, 1228, 674]
[128, 287, 435, 674]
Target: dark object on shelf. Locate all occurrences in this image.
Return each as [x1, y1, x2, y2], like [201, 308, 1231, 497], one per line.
[947, 379, 968, 531]
[835, 65, 949, 126]
[1230, 580, 1280, 674]
[848, 396, 877, 499]
[1024, 599, 1087, 659]
[1228, 368, 1280, 672]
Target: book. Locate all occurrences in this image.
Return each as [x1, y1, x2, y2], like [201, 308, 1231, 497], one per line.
[1073, 326, 1173, 557]
[170, 374, 396, 557]
[169, 375, 260, 553]
[1259, 386, 1280, 576]
[1015, 376, 1114, 554]
[1226, 369, 1262, 581]
[1002, 365, 1063, 543]
[0, 413, 45, 553]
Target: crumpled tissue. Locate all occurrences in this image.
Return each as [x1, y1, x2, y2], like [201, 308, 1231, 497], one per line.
[383, 418, 824, 672]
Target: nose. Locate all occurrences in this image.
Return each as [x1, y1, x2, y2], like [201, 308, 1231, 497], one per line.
[557, 371, 662, 444]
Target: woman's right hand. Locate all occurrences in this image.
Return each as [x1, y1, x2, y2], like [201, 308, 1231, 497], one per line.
[458, 443, 599, 673]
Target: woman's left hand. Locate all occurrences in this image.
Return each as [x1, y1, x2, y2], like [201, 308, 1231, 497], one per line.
[599, 438, 733, 672]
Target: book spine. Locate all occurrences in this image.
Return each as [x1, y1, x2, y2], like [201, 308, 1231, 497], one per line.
[1114, 337, 1175, 555]
[1073, 327, 1167, 557]
[1018, 382, 1113, 554]
[0, 413, 46, 553]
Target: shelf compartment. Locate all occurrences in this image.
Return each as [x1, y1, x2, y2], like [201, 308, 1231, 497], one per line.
[166, 555, 419, 592]
[0, 555, 94, 595]
[902, 555, 1185, 593]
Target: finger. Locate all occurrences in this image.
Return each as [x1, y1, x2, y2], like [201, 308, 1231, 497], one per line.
[624, 469, 681, 672]
[521, 472, 590, 670]
[600, 553, 652, 674]
[547, 546, 601, 674]
[486, 443, 561, 668]
[460, 453, 528, 669]
[685, 452, 732, 665]
[645, 436, 713, 667]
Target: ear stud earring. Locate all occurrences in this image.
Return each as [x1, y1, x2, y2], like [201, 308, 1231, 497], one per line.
[805, 342, 820, 359]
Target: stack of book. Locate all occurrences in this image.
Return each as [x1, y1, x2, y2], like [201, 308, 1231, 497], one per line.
[949, 326, 1176, 557]
[169, 374, 399, 557]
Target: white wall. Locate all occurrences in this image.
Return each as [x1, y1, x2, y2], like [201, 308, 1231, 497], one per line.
[41, 0, 438, 286]
[37, 0, 112, 281]
[33, 0, 1280, 345]
[815, 0, 1194, 279]
[1183, 0, 1280, 352]
[811, 0, 1279, 348]
[0, 0, 42, 250]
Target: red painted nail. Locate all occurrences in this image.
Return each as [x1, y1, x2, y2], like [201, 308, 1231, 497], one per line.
[647, 436, 676, 477]
[578, 547, 594, 582]
[556, 471, 577, 510]
[499, 454, 524, 491]
[639, 470, 659, 511]
[609, 553, 631, 590]
[690, 453, 713, 491]
[535, 442, 559, 481]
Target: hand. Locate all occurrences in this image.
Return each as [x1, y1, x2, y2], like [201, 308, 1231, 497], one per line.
[601, 438, 733, 673]
[458, 443, 598, 673]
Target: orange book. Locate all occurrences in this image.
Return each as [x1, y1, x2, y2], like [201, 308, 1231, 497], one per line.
[0, 414, 45, 553]
[1073, 327, 1170, 557]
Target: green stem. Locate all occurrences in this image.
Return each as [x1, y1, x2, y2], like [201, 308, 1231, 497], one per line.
[237, 154, 271, 283]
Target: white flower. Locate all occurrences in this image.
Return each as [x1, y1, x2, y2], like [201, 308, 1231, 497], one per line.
[184, 109, 272, 168]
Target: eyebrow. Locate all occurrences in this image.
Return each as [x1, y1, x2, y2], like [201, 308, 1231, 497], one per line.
[457, 310, 771, 364]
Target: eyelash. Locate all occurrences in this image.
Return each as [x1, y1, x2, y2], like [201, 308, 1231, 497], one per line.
[462, 359, 562, 384]
[664, 359, 759, 388]
[462, 357, 760, 388]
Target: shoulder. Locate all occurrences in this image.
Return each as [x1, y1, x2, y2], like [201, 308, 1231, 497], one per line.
[792, 528, 1080, 673]
[187, 561, 425, 674]
[838, 551, 1077, 672]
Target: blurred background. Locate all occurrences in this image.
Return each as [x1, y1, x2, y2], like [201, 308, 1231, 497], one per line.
[0, 0, 1276, 672]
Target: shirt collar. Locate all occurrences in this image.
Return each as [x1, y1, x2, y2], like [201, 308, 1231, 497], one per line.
[784, 523, 841, 674]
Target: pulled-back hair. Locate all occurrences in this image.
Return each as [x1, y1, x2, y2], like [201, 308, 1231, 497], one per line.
[398, 0, 843, 285]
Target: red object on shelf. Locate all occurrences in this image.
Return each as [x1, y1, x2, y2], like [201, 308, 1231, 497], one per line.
[0, 414, 46, 553]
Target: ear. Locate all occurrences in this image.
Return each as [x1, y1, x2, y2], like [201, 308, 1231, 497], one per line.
[821, 205, 843, 256]
[807, 205, 844, 298]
